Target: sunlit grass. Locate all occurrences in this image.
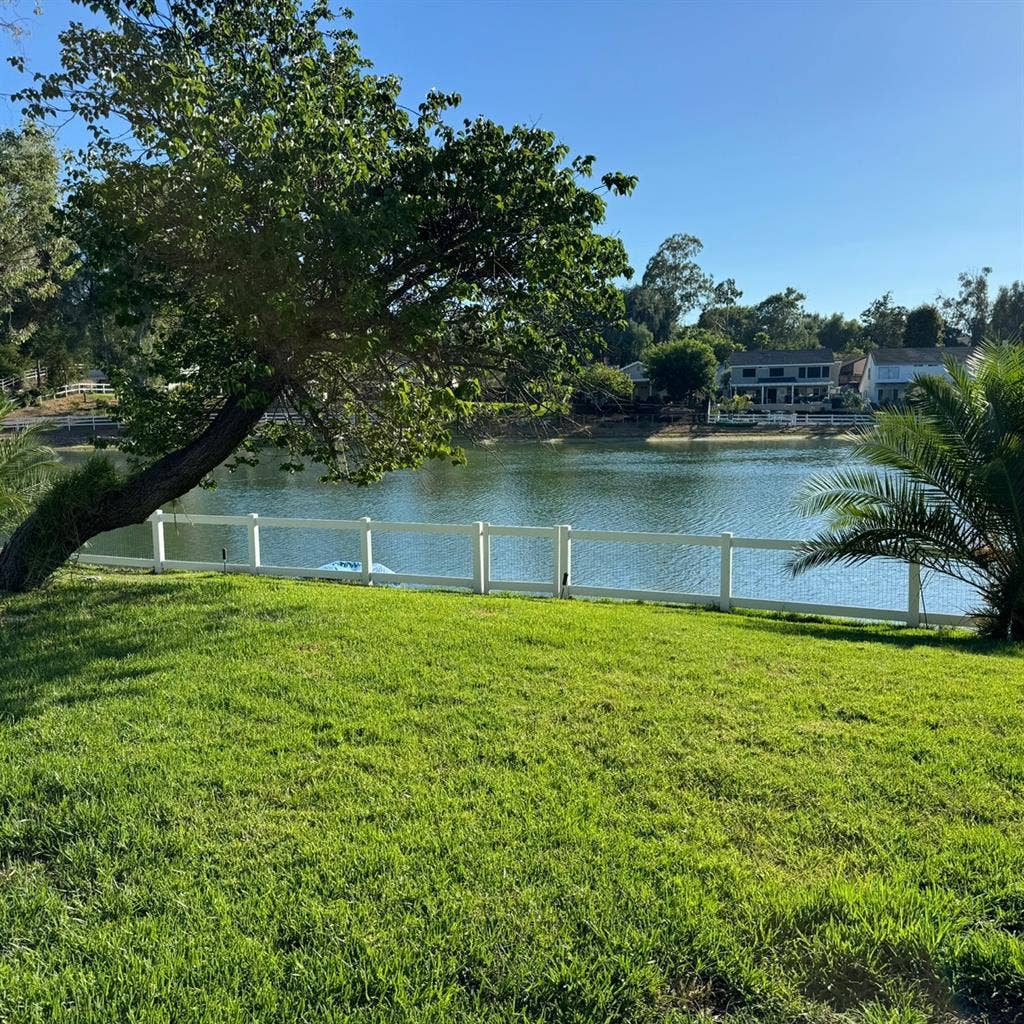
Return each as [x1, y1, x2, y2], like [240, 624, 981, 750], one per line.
[0, 572, 1021, 1022]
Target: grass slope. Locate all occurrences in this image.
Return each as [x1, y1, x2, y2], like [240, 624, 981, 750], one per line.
[1, 573, 1022, 1023]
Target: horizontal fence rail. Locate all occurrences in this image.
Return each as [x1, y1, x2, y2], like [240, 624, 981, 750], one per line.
[0, 409, 302, 434]
[707, 411, 875, 427]
[0, 367, 48, 392]
[1, 413, 122, 433]
[44, 381, 115, 399]
[74, 511, 975, 629]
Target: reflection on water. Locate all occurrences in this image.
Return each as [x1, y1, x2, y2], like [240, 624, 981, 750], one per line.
[75, 438, 977, 617]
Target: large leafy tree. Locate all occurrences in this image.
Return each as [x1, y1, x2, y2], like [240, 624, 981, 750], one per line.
[573, 362, 633, 413]
[601, 314, 652, 366]
[860, 291, 907, 350]
[0, 126, 72, 378]
[626, 234, 738, 344]
[938, 268, 992, 345]
[643, 338, 718, 404]
[812, 312, 862, 353]
[902, 304, 944, 348]
[674, 326, 737, 364]
[991, 282, 1024, 341]
[697, 301, 757, 348]
[792, 344, 1024, 641]
[749, 288, 814, 349]
[0, 0, 634, 591]
[699, 289, 814, 351]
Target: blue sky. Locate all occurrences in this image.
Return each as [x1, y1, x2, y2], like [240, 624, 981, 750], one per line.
[3, 0, 1022, 318]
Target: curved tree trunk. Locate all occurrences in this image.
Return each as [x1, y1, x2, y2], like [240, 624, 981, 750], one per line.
[0, 386, 281, 593]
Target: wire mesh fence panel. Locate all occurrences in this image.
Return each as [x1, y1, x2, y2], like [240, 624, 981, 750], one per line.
[162, 521, 248, 566]
[731, 546, 908, 612]
[920, 569, 981, 619]
[570, 537, 719, 597]
[488, 533, 553, 587]
[369, 529, 472, 580]
[259, 525, 361, 570]
[79, 522, 152, 561]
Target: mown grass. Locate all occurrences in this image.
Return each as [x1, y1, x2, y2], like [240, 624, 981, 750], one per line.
[0, 572, 1022, 1023]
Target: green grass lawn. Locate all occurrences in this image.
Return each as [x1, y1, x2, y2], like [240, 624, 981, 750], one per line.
[1, 573, 1022, 1023]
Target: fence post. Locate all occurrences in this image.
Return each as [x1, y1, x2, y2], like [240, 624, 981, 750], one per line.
[907, 561, 921, 627]
[553, 524, 571, 597]
[247, 513, 261, 573]
[471, 521, 486, 595]
[150, 510, 165, 574]
[719, 532, 733, 612]
[481, 522, 491, 595]
[360, 517, 373, 585]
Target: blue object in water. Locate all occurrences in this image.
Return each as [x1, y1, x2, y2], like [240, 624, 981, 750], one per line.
[318, 560, 394, 574]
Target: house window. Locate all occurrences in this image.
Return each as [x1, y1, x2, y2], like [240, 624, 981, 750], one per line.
[741, 368, 755, 378]
[769, 367, 784, 378]
[806, 366, 822, 379]
[798, 367, 806, 378]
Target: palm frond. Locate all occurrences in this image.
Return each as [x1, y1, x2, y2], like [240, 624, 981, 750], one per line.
[0, 404, 60, 535]
[793, 345, 1024, 637]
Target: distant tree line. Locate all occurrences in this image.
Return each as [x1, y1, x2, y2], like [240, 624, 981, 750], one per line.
[601, 235, 1024, 379]
[3, 124, 1022, 420]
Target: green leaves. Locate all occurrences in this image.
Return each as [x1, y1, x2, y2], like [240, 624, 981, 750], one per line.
[15, 0, 634, 485]
[643, 337, 719, 404]
[792, 343, 1024, 639]
[0, 399, 59, 536]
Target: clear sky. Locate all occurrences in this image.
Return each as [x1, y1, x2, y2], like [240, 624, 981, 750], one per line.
[2, 0, 1023, 319]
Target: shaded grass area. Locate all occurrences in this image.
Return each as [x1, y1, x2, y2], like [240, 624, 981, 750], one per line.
[0, 572, 1022, 1023]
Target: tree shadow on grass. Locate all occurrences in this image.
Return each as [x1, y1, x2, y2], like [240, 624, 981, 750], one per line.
[0, 574, 252, 723]
[728, 608, 1022, 657]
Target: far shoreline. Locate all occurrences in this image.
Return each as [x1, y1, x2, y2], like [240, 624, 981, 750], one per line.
[39, 422, 859, 453]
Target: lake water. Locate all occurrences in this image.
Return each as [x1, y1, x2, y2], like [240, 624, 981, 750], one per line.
[81, 438, 975, 618]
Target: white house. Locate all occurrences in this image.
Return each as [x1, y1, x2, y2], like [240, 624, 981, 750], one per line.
[726, 349, 839, 410]
[860, 347, 976, 406]
[618, 360, 653, 400]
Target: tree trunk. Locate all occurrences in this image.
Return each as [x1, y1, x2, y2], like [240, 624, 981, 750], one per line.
[0, 385, 281, 593]
[1011, 607, 1024, 642]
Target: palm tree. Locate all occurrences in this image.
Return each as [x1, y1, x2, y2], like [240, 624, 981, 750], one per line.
[791, 343, 1024, 640]
[0, 398, 59, 538]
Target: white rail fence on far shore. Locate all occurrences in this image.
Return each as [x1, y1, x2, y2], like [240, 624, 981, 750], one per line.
[707, 411, 875, 427]
[0, 409, 300, 433]
[44, 381, 116, 399]
[77, 511, 974, 630]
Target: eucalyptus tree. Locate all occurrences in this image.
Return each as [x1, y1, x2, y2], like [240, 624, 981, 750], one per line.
[991, 282, 1024, 341]
[938, 268, 992, 345]
[792, 344, 1024, 641]
[0, 0, 635, 591]
[860, 292, 908, 351]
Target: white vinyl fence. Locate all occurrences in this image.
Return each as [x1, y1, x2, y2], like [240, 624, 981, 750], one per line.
[44, 381, 115, 399]
[0, 413, 121, 433]
[707, 411, 874, 427]
[77, 511, 974, 629]
[0, 409, 304, 434]
[0, 368, 47, 393]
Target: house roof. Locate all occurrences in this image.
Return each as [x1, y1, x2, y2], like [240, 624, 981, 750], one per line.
[728, 348, 835, 367]
[869, 346, 976, 366]
[839, 356, 867, 385]
[618, 360, 649, 382]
